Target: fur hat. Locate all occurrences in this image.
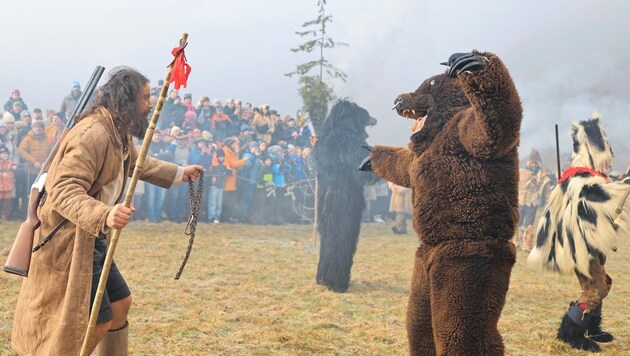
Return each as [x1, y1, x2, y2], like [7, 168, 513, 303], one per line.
[570, 111, 613, 173]
[527, 149, 542, 168]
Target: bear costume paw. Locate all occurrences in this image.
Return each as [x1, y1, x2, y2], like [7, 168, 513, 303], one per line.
[441, 51, 489, 77]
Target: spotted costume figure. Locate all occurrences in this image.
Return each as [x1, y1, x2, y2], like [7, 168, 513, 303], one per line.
[527, 114, 630, 352]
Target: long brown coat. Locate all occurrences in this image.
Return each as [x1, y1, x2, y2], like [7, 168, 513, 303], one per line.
[12, 107, 180, 355]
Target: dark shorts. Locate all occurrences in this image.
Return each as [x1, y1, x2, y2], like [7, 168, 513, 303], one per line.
[90, 237, 131, 324]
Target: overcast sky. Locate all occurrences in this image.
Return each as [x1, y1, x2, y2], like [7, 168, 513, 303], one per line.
[1, 0, 629, 171]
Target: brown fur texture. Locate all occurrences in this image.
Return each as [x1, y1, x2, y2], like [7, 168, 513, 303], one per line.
[370, 52, 522, 355]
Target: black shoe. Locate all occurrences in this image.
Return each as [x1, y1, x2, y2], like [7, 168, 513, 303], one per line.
[557, 314, 601, 352]
[587, 315, 614, 343]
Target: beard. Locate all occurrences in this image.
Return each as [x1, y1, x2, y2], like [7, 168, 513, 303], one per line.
[129, 110, 150, 138]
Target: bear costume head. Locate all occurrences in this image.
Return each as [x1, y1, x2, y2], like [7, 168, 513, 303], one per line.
[319, 99, 377, 140]
[393, 73, 471, 155]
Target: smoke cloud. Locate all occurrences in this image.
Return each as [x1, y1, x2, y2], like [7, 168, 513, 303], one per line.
[1, 0, 628, 170]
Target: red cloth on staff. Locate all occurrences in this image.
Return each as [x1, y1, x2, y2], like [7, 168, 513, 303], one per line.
[170, 46, 191, 89]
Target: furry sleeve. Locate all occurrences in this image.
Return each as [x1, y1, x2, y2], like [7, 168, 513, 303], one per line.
[456, 53, 523, 160]
[528, 176, 630, 278]
[370, 145, 414, 188]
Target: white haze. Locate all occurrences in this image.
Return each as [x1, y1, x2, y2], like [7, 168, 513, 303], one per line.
[1, 0, 629, 172]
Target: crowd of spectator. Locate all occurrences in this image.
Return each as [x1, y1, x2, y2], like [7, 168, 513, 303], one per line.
[0, 82, 325, 225]
[0, 83, 408, 230]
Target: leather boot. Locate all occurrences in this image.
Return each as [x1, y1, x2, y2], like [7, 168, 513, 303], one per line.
[96, 320, 128, 356]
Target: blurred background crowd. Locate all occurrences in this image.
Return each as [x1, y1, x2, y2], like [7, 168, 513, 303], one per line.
[0, 82, 410, 230]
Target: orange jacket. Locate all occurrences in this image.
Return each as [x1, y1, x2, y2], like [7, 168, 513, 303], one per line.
[221, 146, 248, 191]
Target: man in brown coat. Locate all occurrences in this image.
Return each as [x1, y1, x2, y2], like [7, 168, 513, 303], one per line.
[11, 67, 204, 355]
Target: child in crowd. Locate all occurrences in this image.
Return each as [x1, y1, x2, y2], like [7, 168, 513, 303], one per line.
[0, 144, 17, 220]
[208, 149, 231, 223]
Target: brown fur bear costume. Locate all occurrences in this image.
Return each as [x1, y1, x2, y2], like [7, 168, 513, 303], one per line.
[361, 51, 522, 355]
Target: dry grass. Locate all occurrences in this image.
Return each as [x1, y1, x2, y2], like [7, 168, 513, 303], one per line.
[1, 221, 629, 355]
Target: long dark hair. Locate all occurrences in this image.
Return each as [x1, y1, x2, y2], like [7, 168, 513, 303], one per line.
[79, 66, 149, 139]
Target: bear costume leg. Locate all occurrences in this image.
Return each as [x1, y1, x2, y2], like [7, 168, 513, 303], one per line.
[557, 302, 601, 352]
[420, 240, 514, 355]
[406, 252, 436, 355]
[586, 303, 614, 343]
[316, 184, 364, 293]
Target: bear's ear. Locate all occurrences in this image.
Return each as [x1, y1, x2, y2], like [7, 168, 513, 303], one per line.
[591, 109, 600, 122]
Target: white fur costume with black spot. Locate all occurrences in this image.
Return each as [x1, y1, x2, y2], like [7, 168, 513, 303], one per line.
[528, 116, 630, 278]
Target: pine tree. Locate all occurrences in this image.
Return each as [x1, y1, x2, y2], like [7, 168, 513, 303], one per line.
[286, 0, 347, 130]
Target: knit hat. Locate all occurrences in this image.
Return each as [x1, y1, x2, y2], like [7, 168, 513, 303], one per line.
[3, 112, 15, 124]
[170, 126, 181, 136]
[248, 141, 258, 150]
[201, 130, 213, 141]
[223, 137, 237, 149]
[72, 81, 80, 88]
[21, 111, 31, 119]
[32, 120, 45, 128]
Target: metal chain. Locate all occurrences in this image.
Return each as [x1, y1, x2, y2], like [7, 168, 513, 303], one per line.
[175, 171, 204, 280]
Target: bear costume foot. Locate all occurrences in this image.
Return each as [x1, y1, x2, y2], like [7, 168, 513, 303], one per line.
[316, 278, 349, 293]
[587, 316, 614, 343]
[557, 314, 601, 352]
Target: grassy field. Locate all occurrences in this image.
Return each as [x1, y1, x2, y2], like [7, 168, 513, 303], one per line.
[1, 221, 629, 355]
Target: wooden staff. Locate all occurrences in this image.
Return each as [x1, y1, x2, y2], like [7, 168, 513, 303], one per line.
[555, 123, 562, 179]
[79, 33, 189, 356]
[312, 177, 319, 246]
